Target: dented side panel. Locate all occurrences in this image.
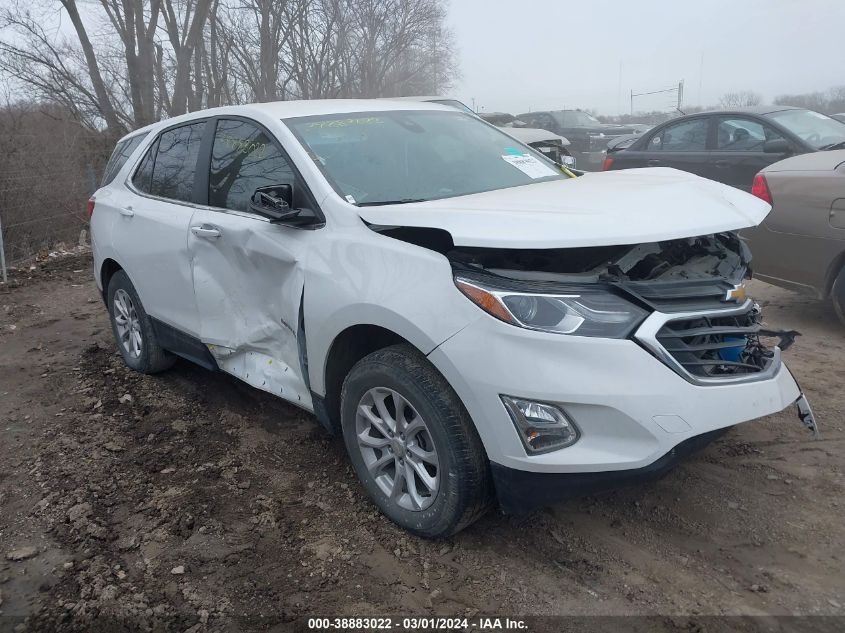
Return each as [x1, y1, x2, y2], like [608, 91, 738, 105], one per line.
[303, 227, 481, 396]
[187, 208, 312, 408]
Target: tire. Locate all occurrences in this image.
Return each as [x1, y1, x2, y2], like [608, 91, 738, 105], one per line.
[340, 344, 492, 538]
[833, 267, 845, 327]
[106, 270, 176, 374]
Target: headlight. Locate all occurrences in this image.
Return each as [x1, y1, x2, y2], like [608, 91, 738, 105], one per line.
[454, 276, 647, 338]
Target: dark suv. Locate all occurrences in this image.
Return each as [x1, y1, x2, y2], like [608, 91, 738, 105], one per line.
[516, 109, 636, 170]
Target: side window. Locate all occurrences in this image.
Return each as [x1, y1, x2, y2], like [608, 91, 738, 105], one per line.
[102, 134, 146, 186]
[652, 118, 709, 151]
[132, 137, 158, 194]
[149, 122, 206, 202]
[536, 113, 556, 128]
[520, 113, 552, 129]
[209, 119, 294, 212]
[716, 118, 784, 151]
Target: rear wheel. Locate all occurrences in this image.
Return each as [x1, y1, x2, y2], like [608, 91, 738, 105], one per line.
[340, 344, 491, 538]
[833, 267, 845, 327]
[107, 270, 176, 373]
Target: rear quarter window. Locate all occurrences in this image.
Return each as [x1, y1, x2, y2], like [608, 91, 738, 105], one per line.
[102, 133, 147, 186]
[150, 122, 206, 202]
[130, 121, 207, 202]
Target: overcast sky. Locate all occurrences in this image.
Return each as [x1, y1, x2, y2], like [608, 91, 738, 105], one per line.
[448, 0, 845, 115]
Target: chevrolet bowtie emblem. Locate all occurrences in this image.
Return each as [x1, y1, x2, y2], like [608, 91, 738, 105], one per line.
[725, 283, 748, 303]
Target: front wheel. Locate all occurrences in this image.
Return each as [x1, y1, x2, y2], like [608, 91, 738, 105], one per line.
[340, 344, 491, 538]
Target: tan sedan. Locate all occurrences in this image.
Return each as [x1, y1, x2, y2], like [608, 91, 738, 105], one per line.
[743, 150, 845, 324]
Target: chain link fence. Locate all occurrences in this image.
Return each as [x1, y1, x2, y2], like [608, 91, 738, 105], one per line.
[0, 107, 112, 282]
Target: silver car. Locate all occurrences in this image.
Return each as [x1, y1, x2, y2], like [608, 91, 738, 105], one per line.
[743, 149, 845, 324]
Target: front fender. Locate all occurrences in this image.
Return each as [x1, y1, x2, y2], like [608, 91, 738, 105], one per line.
[303, 228, 478, 395]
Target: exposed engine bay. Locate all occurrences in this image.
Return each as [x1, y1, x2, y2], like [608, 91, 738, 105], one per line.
[446, 232, 750, 286]
[368, 222, 814, 433]
[442, 231, 799, 380]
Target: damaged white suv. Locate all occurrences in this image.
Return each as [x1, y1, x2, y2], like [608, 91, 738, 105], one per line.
[90, 100, 817, 537]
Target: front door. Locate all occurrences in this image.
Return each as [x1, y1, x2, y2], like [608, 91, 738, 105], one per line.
[187, 118, 314, 407]
[707, 117, 788, 191]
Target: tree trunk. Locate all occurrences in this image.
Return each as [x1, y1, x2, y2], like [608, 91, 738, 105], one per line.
[59, 0, 123, 135]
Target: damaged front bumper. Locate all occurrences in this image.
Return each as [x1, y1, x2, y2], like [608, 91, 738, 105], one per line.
[427, 305, 816, 513]
[795, 392, 820, 438]
[492, 391, 819, 515]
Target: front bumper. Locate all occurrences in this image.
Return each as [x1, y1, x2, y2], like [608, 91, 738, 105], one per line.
[427, 312, 802, 475]
[491, 427, 727, 514]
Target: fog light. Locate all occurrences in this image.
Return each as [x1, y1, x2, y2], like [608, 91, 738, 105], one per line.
[501, 396, 580, 454]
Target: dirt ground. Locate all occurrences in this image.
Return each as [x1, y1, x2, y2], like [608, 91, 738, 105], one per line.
[0, 252, 843, 632]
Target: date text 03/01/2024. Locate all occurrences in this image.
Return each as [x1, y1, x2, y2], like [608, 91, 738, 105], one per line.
[306, 616, 528, 630]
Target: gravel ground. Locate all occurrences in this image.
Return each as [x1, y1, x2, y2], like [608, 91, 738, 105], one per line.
[0, 253, 843, 632]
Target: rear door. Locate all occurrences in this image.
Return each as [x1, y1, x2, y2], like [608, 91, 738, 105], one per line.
[707, 116, 789, 191]
[113, 121, 207, 336]
[187, 117, 316, 407]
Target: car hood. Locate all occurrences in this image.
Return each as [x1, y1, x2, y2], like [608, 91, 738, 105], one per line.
[357, 167, 771, 249]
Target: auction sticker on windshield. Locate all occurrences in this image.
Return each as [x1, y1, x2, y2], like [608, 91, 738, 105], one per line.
[501, 152, 558, 179]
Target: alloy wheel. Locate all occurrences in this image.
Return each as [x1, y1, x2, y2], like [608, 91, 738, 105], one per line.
[355, 387, 440, 511]
[113, 289, 142, 359]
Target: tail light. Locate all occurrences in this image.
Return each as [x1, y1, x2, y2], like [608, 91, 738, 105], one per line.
[751, 173, 773, 205]
[602, 156, 615, 171]
[86, 196, 96, 220]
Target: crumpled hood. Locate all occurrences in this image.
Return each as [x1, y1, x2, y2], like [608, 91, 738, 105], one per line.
[358, 167, 771, 248]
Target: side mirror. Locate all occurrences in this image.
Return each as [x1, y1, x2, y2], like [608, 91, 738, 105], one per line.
[248, 184, 319, 227]
[764, 138, 791, 154]
[249, 184, 299, 221]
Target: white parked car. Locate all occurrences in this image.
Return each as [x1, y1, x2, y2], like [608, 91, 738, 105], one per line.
[90, 100, 816, 537]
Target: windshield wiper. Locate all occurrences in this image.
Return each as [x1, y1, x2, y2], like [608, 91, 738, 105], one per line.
[357, 198, 428, 207]
[819, 140, 845, 150]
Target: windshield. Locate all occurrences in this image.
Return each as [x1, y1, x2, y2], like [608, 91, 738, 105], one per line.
[765, 109, 845, 149]
[554, 111, 601, 127]
[286, 110, 564, 206]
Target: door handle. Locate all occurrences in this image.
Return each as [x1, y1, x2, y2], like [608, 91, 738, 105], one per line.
[118, 206, 134, 217]
[647, 159, 662, 166]
[191, 225, 221, 239]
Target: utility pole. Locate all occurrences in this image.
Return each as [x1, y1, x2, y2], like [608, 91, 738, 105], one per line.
[698, 52, 704, 106]
[618, 61, 622, 115]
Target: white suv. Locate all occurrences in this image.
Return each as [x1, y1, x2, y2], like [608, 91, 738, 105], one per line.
[90, 100, 816, 537]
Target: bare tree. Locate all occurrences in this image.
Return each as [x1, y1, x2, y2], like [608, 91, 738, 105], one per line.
[719, 91, 762, 108]
[0, 3, 129, 134]
[221, 0, 308, 101]
[0, 0, 459, 132]
[160, 0, 214, 115]
[775, 86, 845, 114]
[94, 0, 162, 127]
